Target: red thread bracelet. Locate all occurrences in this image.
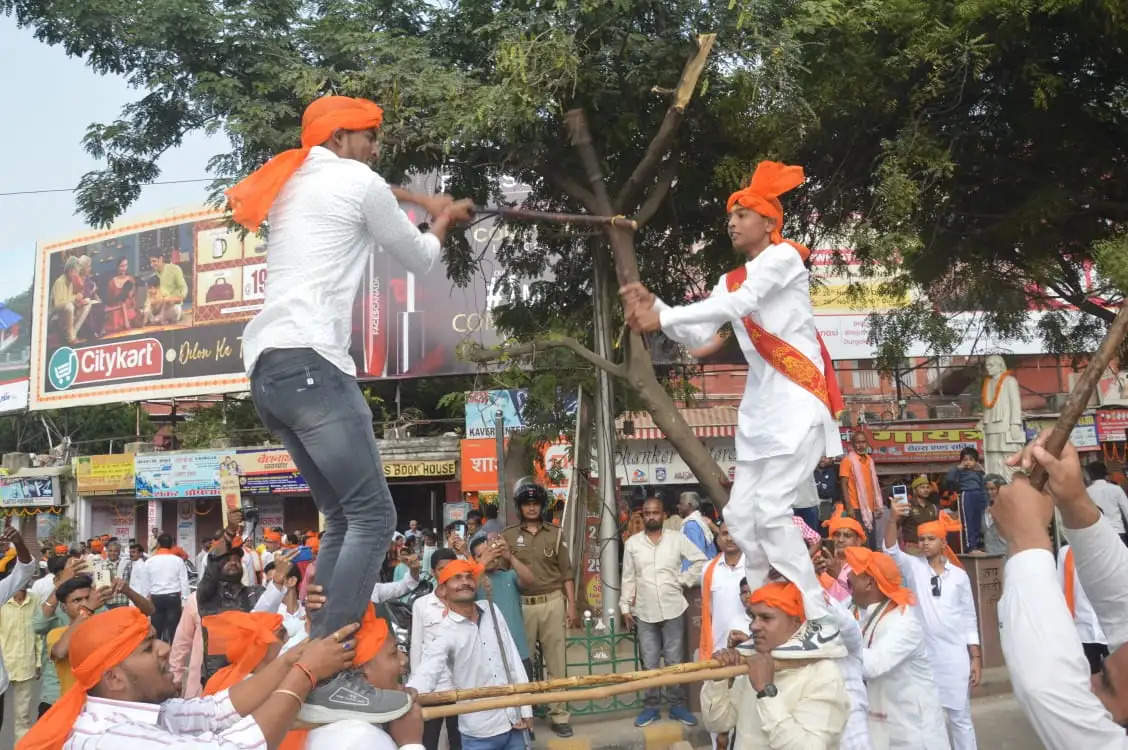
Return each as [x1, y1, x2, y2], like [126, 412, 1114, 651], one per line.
[293, 662, 317, 689]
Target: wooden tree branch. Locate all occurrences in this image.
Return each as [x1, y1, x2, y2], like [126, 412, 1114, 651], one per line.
[474, 205, 638, 230]
[615, 33, 716, 212]
[543, 168, 598, 214]
[633, 157, 679, 228]
[463, 337, 627, 379]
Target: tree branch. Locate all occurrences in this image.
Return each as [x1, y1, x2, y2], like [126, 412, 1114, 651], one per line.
[462, 336, 627, 379]
[633, 157, 678, 228]
[542, 168, 598, 214]
[614, 33, 716, 212]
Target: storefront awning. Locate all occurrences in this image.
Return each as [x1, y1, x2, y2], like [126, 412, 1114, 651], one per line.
[616, 406, 739, 440]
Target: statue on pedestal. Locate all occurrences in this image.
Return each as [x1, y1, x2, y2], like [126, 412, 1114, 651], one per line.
[978, 354, 1025, 479]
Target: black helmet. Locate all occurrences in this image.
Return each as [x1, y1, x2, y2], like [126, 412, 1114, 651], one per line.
[512, 476, 548, 509]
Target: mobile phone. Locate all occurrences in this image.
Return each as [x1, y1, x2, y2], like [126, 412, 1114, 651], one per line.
[93, 562, 113, 590]
[292, 546, 313, 564]
[891, 484, 908, 504]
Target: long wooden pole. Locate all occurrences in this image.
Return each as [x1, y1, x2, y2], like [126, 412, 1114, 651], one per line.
[1029, 303, 1128, 490]
[419, 664, 748, 720]
[473, 204, 639, 231]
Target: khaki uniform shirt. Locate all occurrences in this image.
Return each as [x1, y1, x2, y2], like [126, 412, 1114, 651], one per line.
[501, 523, 573, 595]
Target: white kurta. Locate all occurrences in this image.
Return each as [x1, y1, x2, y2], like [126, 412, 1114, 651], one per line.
[999, 547, 1128, 749]
[858, 601, 949, 750]
[825, 595, 873, 750]
[884, 544, 979, 711]
[1066, 515, 1128, 648]
[655, 243, 842, 461]
[1056, 545, 1107, 645]
[304, 720, 424, 750]
[701, 553, 751, 656]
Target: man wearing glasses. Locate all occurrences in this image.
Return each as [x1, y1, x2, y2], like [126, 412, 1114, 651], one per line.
[883, 504, 982, 750]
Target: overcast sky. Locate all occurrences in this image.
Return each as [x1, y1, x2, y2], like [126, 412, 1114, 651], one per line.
[0, 16, 228, 301]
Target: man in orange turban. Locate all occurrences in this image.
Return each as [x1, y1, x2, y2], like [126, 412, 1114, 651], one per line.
[844, 546, 948, 749]
[619, 160, 845, 660]
[883, 505, 981, 749]
[230, 93, 474, 725]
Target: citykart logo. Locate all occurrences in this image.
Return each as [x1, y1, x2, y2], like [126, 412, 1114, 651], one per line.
[48, 339, 164, 390]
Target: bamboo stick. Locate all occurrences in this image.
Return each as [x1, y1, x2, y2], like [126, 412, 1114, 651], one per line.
[1029, 303, 1128, 490]
[417, 659, 726, 706]
[473, 205, 639, 231]
[419, 664, 749, 720]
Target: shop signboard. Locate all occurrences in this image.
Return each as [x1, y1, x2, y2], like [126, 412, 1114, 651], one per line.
[75, 454, 135, 495]
[1025, 414, 1099, 450]
[0, 475, 61, 507]
[460, 438, 506, 492]
[135, 450, 231, 498]
[0, 247, 33, 414]
[384, 460, 457, 479]
[1096, 409, 1128, 442]
[233, 448, 309, 494]
[838, 424, 982, 463]
[464, 390, 528, 438]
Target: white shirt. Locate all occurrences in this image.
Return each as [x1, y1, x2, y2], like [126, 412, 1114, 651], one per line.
[701, 553, 750, 654]
[999, 547, 1128, 749]
[407, 601, 531, 739]
[857, 600, 948, 750]
[241, 548, 261, 588]
[1056, 545, 1106, 645]
[699, 659, 848, 750]
[30, 571, 56, 604]
[128, 557, 151, 596]
[64, 690, 266, 749]
[371, 574, 418, 604]
[242, 146, 441, 377]
[621, 529, 707, 623]
[145, 553, 190, 598]
[1086, 479, 1128, 534]
[824, 596, 873, 750]
[655, 243, 842, 461]
[0, 558, 35, 694]
[884, 543, 979, 711]
[409, 592, 455, 692]
[305, 720, 424, 750]
[1066, 514, 1128, 649]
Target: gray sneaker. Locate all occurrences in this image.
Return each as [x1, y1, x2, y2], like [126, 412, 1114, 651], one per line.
[297, 669, 412, 725]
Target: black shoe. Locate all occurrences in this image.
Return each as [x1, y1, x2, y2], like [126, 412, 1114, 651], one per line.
[551, 723, 574, 738]
[297, 669, 412, 724]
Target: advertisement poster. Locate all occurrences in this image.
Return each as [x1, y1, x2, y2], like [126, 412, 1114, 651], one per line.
[839, 423, 982, 464]
[464, 390, 529, 438]
[538, 438, 738, 496]
[177, 500, 197, 556]
[233, 448, 308, 494]
[135, 450, 231, 498]
[74, 454, 135, 495]
[582, 512, 603, 611]
[1096, 409, 1128, 442]
[0, 475, 61, 507]
[1025, 414, 1099, 451]
[0, 256, 33, 414]
[460, 438, 505, 492]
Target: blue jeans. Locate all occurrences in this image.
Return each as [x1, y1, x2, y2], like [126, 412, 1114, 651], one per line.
[636, 614, 686, 708]
[251, 348, 396, 638]
[462, 730, 527, 750]
[962, 490, 988, 550]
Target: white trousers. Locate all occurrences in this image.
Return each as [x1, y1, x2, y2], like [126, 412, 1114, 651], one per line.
[945, 705, 977, 750]
[725, 422, 829, 621]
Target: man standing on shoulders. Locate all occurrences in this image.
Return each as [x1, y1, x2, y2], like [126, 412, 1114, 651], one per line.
[147, 533, 190, 643]
[703, 581, 848, 749]
[840, 431, 881, 544]
[1084, 461, 1128, 546]
[501, 479, 577, 738]
[885, 505, 981, 749]
[622, 496, 708, 728]
[846, 546, 948, 750]
[678, 491, 718, 563]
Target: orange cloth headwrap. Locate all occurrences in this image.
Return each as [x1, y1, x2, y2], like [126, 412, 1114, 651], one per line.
[437, 559, 485, 585]
[747, 581, 806, 622]
[352, 604, 391, 668]
[725, 160, 810, 259]
[90, 540, 104, 553]
[263, 529, 283, 543]
[54, 545, 67, 555]
[916, 514, 965, 569]
[201, 611, 283, 696]
[823, 504, 867, 543]
[225, 96, 385, 231]
[845, 547, 917, 610]
[17, 608, 151, 750]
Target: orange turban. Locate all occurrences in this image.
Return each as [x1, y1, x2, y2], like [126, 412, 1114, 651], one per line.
[437, 559, 485, 585]
[916, 514, 965, 569]
[725, 160, 810, 259]
[747, 581, 806, 622]
[90, 540, 104, 553]
[226, 96, 385, 231]
[352, 604, 391, 668]
[201, 611, 283, 695]
[17, 607, 151, 750]
[823, 504, 867, 543]
[263, 529, 283, 543]
[845, 547, 917, 610]
[54, 545, 67, 555]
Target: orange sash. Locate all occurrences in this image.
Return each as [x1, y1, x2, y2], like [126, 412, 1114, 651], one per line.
[699, 555, 722, 658]
[1064, 547, 1076, 619]
[724, 265, 844, 417]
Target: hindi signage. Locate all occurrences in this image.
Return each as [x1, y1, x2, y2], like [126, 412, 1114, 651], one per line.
[1025, 414, 1099, 450]
[1096, 409, 1128, 442]
[839, 424, 982, 463]
[233, 448, 309, 494]
[135, 450, 231, 498]
[75, 454, 135, 495]
[460, 438, 504, 492]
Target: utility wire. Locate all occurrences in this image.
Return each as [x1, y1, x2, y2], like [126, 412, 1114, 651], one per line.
[0, 177, 216, 198]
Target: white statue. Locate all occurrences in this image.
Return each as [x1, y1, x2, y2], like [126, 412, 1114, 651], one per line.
[978, 355, 1025, 478]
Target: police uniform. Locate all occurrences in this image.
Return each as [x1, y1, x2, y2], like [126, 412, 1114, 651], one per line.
[501, 520, 574, 727]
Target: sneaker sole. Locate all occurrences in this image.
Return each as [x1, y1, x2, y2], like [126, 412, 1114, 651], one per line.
[635, 718, 657, 727]
[297, 698, 412, 725]
[771, 644, 848, 660]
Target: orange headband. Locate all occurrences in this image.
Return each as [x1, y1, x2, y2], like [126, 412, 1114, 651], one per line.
[748, 581, 806, 622]
[54, 545, 67, 555]
[823, 504, 867, 543]
[845, 547, 917, 610]
[352, 604, 391, 668]
[263, 529, 282, 543]
[917, 514, 965, 569]
[725, 160, 809, 258]
[226, 96, 384, 231]
[437, 559, 485, 585]
[201, 611, 283, 696]
[18, 608, 151, 750]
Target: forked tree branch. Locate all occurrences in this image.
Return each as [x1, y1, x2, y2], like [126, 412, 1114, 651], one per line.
[463, 337, 627, 379]
[633, 157, 679, 228]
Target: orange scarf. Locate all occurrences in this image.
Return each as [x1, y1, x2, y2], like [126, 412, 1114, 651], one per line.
[17, 608, 151, 750]
[226, 96, 385, 231]
[1063, 547, 1077, 619]
[845, 547, 916, 611]
[981, 370, 1014, 409]
[845, 451, 881, 529]
[917, 515, 965, 570]
[201, 611, 283, 695]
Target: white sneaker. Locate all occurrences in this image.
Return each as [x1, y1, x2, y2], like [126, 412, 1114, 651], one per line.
[769, 618, 847, 660]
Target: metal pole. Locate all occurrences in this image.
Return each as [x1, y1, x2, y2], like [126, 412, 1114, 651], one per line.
[592, 252, 621, 624]
[495, 409, 509, 528]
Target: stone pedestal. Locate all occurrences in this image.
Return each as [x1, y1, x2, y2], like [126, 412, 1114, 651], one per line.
[960, 553, 1005, 668]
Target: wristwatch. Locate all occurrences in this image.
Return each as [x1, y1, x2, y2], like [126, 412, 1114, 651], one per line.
[756, 683, 778, 699]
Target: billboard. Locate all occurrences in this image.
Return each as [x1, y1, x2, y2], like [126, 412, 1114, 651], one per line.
[839, 423, 982, 464]
[0, 258, 33, 414]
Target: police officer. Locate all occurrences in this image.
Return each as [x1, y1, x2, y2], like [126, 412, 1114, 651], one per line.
[501, 478, 577, 738]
